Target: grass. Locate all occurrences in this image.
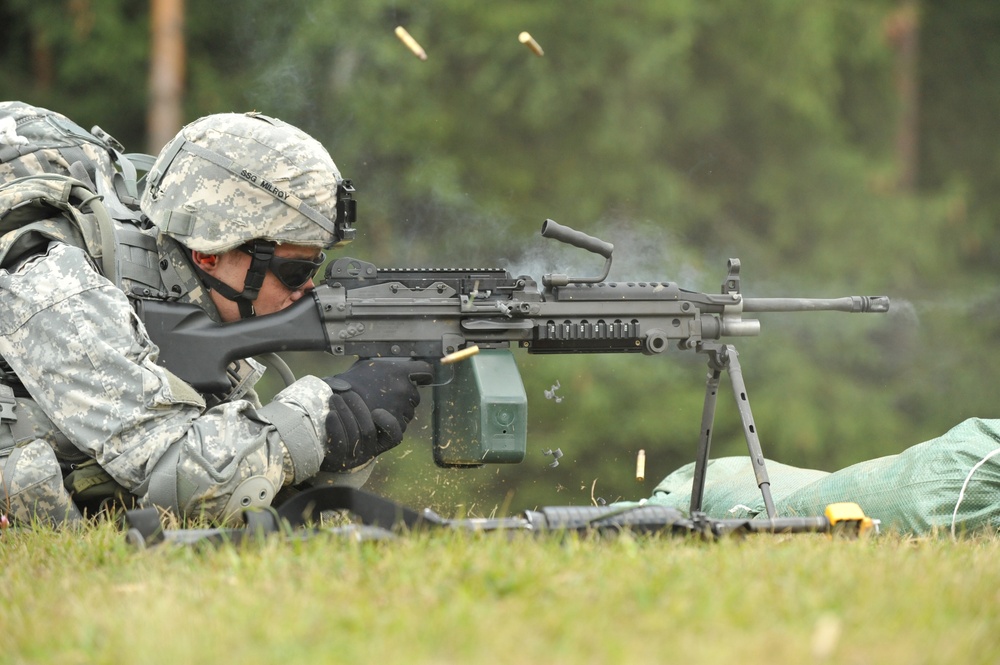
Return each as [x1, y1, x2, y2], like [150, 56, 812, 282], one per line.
[1, 520, 998, 665]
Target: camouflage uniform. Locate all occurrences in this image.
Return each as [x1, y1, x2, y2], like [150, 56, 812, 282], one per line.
[0, 111, 361, 525]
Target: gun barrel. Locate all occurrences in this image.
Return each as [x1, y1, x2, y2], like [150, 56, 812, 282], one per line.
[742, 295, 890, 314]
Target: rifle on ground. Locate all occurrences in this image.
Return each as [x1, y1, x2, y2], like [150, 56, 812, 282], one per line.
[138, 220, 889, 517]
[123, 486, 878, 548]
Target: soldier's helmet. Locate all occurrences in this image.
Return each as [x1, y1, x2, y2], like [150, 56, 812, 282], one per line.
[140, 112, 355, 253]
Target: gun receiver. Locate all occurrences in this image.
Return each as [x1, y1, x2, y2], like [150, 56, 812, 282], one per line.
[141, 220, 889, 515]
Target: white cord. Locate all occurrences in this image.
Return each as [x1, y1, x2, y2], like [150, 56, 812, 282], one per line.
[951, 446, 1000, 538]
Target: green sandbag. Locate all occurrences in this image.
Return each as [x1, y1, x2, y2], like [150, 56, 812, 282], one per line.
[776, 418, 1000, 536]
[644, 457, 828, 518]
[644, 418, 1000, 536]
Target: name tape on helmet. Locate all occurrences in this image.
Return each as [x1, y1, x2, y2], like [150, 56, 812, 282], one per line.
[239, 169, 290, 201]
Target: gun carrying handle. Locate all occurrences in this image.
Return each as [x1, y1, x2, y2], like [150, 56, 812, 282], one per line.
[540, 220, 615, 287]
[541, 219, 614, 259]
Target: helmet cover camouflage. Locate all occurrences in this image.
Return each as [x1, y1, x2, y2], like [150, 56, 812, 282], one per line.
[141, 112, 348, 253]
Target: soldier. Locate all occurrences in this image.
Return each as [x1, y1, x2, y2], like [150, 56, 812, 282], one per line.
[0, 111, 430, 525]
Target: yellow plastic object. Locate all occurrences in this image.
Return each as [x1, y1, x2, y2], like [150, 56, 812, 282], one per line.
[824, 502, 876, 536]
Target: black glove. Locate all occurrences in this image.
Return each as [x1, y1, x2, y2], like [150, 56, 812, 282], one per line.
[320, 359, 433, 471]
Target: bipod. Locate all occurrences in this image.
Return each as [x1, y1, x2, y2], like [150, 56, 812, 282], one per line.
[690, 342, 777, 518]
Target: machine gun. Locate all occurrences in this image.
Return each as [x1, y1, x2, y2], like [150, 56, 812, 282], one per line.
[139, 220, 889, 518]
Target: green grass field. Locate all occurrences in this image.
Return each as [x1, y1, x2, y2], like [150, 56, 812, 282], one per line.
[2, 521, 998, 665]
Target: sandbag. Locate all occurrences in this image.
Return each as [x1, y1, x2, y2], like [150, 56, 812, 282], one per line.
[644, 457, 828, 518]
[644, 417, 1000, 536]
[776, 418, 1000, 536]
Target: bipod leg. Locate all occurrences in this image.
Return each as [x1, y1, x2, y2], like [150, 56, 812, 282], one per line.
[690, 349, 724, 514]
[723, 346, 776, 518]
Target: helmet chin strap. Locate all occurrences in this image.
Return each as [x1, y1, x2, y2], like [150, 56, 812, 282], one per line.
[194, 240, 276, 319]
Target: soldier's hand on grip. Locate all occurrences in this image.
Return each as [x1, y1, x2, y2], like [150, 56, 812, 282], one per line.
[320, 359, 433, 470]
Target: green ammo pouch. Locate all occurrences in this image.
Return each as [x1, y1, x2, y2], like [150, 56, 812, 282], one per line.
[64, 458, 131, 504]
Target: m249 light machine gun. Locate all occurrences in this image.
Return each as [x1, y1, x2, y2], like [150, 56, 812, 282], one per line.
[139, 220, 889, 518]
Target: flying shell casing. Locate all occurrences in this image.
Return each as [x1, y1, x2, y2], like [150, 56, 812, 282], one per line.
[395, 26, 428, 61]
[636, 449, 646, 482]
[441, 345, 481, 365]
[518, 31, 544, 57]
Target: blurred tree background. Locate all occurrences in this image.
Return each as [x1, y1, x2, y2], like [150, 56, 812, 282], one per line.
[2, 0, 998, 513]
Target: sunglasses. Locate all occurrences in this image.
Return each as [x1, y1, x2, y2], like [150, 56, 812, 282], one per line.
[239, 245, 326, 290]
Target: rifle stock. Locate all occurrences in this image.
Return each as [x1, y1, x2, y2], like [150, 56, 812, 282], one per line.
[137, 296, 328, 394]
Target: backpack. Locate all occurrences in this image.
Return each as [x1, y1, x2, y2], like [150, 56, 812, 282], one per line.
[0, 101, 160, 292]
[0, 101, 153, 210]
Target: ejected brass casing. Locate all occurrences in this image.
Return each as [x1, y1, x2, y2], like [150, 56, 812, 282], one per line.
[518, 31, 544, 57]
[395, 26, 427, 61]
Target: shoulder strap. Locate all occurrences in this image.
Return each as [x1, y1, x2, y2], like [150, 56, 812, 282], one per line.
[0, 170, 176, 304]
[0, 174, 119, 283]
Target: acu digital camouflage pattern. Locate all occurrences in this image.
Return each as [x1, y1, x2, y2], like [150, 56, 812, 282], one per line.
[141, 112, 345, 254]
[0, 176, 107, 272]
[0, 101, 119, 197]
[0, 241, 338, 522]
[0, 394, 86, 526]
[2, 439, 83, 525]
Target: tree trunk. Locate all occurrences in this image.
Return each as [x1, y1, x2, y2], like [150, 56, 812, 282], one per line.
[885, 0, 920, 192]
[148, 0, 185, 153]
